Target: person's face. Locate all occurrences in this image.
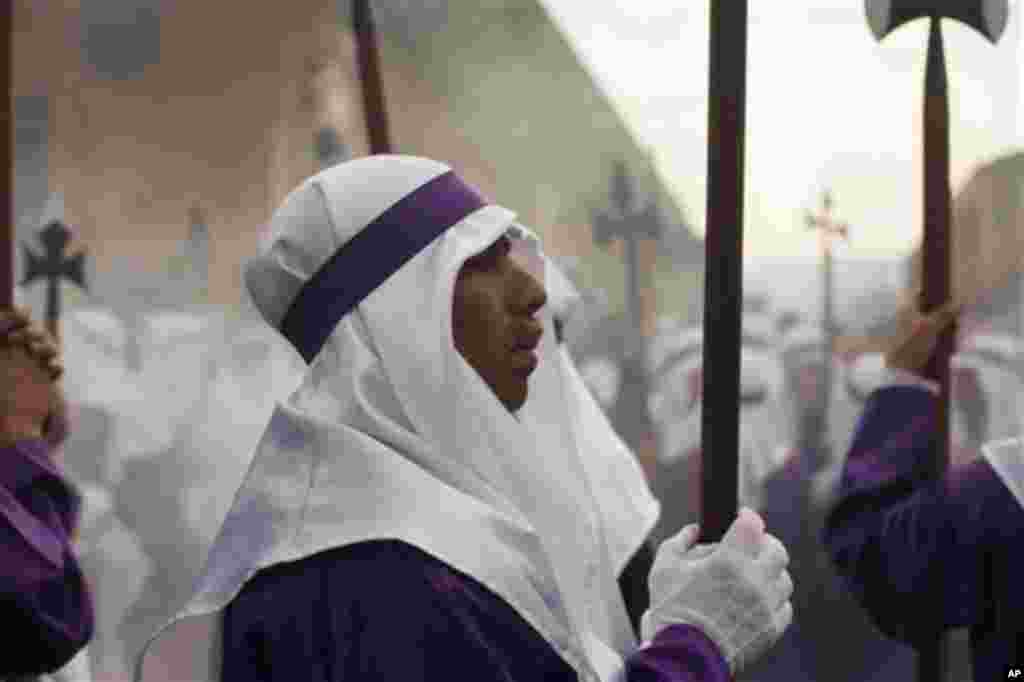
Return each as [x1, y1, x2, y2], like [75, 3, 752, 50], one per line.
[453, 234, 547, 412]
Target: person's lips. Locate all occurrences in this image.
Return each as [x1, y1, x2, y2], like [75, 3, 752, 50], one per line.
[510, 324, 543, 375]
[511, 349, 539, 374]
[512, 327, 543, 353]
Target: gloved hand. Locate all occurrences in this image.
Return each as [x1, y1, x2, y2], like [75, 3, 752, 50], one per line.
[640, 508, 793, 675]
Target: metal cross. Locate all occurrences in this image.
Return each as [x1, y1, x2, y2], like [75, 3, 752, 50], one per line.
[805, 190, 849, 343]
[20, 220, 88, 338]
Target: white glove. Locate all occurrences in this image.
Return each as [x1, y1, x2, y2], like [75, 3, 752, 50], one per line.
[640, 508, 794, 675]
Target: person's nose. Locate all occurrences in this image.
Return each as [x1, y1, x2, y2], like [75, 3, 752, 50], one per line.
[511, 264, 547, 316]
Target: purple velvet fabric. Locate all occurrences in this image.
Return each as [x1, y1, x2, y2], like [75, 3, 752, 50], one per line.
[0, 440, 93, 676]
[625, 625, 732, 682]
[824, 385, 1024, 682]
[222, 539, 730, 681]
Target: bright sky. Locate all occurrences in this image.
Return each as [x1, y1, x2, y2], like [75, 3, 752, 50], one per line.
[541, 1, 1024, 260]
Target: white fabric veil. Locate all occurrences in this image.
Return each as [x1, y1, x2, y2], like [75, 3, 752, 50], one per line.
[134, 156, 658, 682]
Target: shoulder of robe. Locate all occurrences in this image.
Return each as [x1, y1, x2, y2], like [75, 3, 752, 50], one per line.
[245, 538, 442, 597]
[229, 539, 458, 646]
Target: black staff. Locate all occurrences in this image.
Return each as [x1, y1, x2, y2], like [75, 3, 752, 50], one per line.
[699, 0, 749, 543]
[1, 1, 11, 307]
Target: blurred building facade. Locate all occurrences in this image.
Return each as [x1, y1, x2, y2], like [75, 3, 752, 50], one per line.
[12, 0, 701, 314]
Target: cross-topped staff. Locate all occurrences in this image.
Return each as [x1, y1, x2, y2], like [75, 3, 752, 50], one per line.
[593, 159, 664, 481]
[805, 189, 849, 446]
[352, 0, 392, 154]
[865, 2, 1008, 680]
[21, 220, 88, 339]
[700, 0, 749, 542]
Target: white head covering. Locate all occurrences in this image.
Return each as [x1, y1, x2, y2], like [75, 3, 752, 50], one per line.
[134, 156, 658, 682]
[578, 355, 623, 410]
[846, 332, 1020, 455]
[178, 319, 305, 550]
[62, 308, 175, 467]
[644, 323, 782, 511]
[960, 331, 1024, 442]
[648, 329, 780, 449]
[775, 323, 865, 496]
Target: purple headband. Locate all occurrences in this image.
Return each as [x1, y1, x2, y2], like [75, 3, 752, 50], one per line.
[280, 170, 488, 364]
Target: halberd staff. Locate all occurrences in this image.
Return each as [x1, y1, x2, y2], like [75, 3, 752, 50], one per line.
[856, 3, 1008, 679]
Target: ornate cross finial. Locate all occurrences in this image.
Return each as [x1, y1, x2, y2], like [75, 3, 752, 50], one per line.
[21, 220, 88, 337]
[593, 160, 664, 246]
[805, 190, 849, 248]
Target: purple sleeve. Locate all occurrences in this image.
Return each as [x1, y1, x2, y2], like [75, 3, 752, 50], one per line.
[823, 385, 1015, 646]
[625, 624, 731, 682]
[0, 439, 94, 675]
[1, 440, 80, 568]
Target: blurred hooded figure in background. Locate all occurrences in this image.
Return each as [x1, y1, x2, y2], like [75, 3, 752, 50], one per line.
[824, 151, 1024, 682]
[59, 307, 175, 681]
[743, 324, 917, 682]
[134, 155, 792, 682]
[645, 321, 780, 549]
[841, 334, 1006, 682]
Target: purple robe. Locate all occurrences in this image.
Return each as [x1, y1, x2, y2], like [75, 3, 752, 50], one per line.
[824, 384, 1024, 682]
[222, 539, 731, 681]
[748, 444, 914, 681]
[0, 440, 93, 676]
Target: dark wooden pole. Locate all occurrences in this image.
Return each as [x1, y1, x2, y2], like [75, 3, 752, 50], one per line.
[699, 0, 748, 542]
[916, 16, 954, 681]
[1, 0, 12, 307]
[352, 0, 392, 154]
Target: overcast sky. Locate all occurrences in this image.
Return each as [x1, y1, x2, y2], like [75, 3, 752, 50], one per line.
[541, 0, 1023, 260]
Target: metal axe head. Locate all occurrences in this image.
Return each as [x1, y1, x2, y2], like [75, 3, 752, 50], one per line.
[866, 0, 1009, 42]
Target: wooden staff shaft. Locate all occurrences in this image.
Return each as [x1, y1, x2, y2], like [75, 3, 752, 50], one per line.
[917, 16, 954, 682]
[353, 0, 392, 155]
[1, 1, 12, 307]
[700, 0, 748, 543]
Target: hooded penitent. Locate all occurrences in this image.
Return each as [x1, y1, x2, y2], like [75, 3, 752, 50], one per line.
[133, 156, 659, 682]
[647, 320, 782, 509]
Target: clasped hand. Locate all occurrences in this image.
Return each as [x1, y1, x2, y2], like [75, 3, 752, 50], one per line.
[641, 508, 793, 675]
[0, 307, 66, 447]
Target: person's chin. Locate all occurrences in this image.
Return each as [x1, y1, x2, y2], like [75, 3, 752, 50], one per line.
[502, 379, 529, 413]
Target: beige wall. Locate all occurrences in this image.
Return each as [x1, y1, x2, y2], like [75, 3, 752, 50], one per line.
[13, 1, 653, 308]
